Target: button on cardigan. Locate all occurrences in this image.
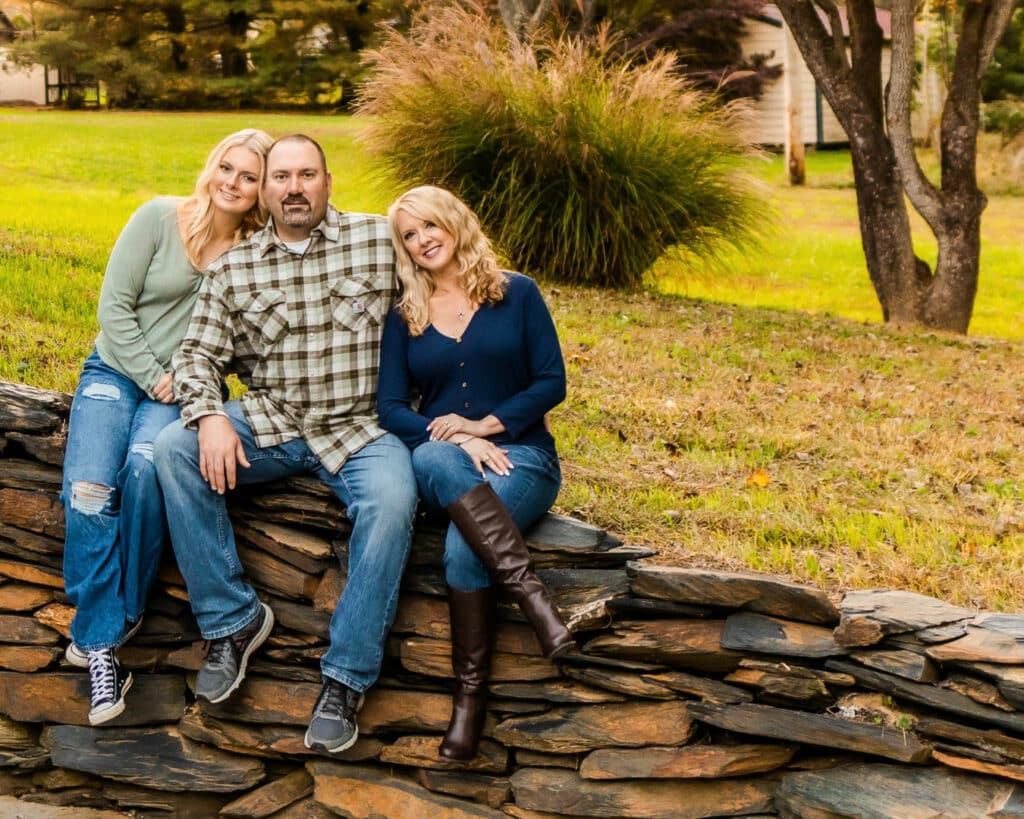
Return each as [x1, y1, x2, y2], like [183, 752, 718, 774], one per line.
[377, 273, 566, 456]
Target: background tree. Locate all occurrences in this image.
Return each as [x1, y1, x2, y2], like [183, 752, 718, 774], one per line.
[596, 0, 782, 101]
[773, 0, 1019, 333]
[8, 0, 398, 108]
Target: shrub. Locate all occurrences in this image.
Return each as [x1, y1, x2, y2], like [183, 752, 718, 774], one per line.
[357, 3, 765, 289]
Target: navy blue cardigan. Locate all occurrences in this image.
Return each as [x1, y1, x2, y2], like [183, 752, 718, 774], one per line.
[377, 273, 566, 456]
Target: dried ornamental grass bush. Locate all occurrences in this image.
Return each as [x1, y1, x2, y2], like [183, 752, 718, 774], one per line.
[357, 3, 767, 289]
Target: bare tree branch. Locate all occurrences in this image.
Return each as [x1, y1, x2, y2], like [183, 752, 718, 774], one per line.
[977, 0, 1021, 80]
[886, 0, 943, 230]
[812, 0, 850, 71]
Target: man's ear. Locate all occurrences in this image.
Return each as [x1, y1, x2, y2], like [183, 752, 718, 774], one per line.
[326, 172, 333, 200]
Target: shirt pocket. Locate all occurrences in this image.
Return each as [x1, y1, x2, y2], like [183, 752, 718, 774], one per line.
[329, 276, 386, 333]
[234, 289, 290, 347]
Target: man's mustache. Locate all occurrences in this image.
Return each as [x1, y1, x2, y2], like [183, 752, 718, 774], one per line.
[282, 196, 310, 206]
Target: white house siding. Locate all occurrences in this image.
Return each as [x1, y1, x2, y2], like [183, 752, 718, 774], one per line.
[741, 14, 932, 147]
[0, 49, 44, 104]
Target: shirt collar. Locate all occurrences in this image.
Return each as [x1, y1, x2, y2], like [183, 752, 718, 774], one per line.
[256, 205, 342, 256]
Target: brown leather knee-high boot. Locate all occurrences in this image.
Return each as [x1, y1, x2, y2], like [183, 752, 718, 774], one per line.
[446, 483, 574, 659]
[439, 587, 494, 761]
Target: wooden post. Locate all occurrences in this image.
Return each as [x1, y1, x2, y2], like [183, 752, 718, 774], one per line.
[783, 20, 805, 186]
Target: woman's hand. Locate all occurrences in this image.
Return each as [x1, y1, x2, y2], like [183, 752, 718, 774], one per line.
[428, 413, 505, 441]
[428, 413, 477, 441]
[153, 372, 175, 404]
[458, 436, 512, 477]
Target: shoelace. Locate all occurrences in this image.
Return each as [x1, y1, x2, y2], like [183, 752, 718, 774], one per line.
[314, 683, 354, 719]
[205, 636, 236, 669]
[88, 651, 117, 703]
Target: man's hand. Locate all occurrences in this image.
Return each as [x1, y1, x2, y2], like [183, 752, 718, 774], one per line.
[153, 372, 175, 404]
[197, 414, 250, 494]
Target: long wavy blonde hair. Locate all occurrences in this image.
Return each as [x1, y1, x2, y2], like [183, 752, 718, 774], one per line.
[182, 128, 274, 269]
[387, 186, 507, 336]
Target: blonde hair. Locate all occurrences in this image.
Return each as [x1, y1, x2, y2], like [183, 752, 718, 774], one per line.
[182, 128, 274, 268]
[387, 186, 507, 336]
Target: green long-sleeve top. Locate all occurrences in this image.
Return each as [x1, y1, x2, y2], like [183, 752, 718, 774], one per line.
[94, 197, 202, 397]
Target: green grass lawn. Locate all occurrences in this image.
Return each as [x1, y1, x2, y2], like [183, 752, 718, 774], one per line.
[3, 108, 1023, 610]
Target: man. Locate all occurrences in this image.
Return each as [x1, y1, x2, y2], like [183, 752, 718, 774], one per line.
[153, 134, 417, 754]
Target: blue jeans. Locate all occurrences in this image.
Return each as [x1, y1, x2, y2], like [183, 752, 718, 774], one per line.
[153, 401, 417, 693]
[62, 350, 181, 651]
[412, 441, 561, 591]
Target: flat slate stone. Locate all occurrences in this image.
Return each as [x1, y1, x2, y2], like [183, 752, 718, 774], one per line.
[560, 666, 678, 700]
[179, 708, 382, 761]
[219, 768, 313, 818]
[933, 748, 1024, 783]
[307, 760, 504, 818]
[721, 612, 849, 658]
[414, 769, 511, 810]
[0, 383, 71, 434]
[399, 637, 558, 682]
[724, 668, 835, 709]
[962, 663, 1024, 711]
[834, 590, 975, 647]
[379, 735, 508, 774]
[203, 678, 452, 734]
[2, 432, 66, 466]
[0, 795, 124, 818]
[775, 762, 1023, 818]
[927, 626, 1024, 665]
[640, 670, 753, 704]
[510, 767, 776, 818]
[849, 648, 941, 683]
[582, 620, 742, 673]
[493, 701, 694, 753]
[628, 564, 838, 625]
[42, 725, 264, 793]
[828, 659, 1024, 736]
[688, 701, 930, 763]
[488, 679, 626, 704]
[580, 743, 796, 780]
[915, 717, 1024, 763]
[0, 671, 184, 726]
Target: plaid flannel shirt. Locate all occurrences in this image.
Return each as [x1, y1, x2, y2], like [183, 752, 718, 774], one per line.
[172, 205, 397, 474]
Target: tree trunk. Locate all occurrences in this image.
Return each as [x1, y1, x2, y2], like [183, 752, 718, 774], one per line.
[774, 0, 1019, 334]
[846, 121, 930, 325]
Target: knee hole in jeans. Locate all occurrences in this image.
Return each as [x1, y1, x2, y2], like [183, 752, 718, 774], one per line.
[80, 383, 121, 401]
[70, 481, 114, 515]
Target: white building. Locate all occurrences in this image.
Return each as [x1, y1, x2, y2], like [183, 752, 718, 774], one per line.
[740, 5, 940, 146]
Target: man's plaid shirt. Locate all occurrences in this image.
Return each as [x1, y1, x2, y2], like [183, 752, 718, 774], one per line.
[172, 205, 397, 474]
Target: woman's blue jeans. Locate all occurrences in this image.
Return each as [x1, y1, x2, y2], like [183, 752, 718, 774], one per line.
[62, 350, 180, 651]
[412, 441, 561, 591]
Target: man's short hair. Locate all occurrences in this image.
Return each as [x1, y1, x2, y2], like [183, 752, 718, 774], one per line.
[267, 134, 328, 174]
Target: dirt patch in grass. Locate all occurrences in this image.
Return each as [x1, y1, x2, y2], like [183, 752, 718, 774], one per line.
[547, 284, 1024, 611]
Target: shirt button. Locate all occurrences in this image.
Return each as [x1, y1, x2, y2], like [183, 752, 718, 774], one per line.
[461, 382, 467, 388]
[464, 402, 470, 409]
[459, 362, 465, 367]
[456, 338, 462, 344]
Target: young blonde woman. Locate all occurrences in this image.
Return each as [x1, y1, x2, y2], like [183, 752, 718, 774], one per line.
[378, 185, 573, 760]
[61, 128, 273, 726]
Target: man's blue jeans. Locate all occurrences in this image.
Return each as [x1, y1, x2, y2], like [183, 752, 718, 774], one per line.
[411, 441, 561, 591]
[153, 401, 417, 693]
[62, 350, 181, 651]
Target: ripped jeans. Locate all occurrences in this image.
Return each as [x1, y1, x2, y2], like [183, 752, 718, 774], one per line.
[62, 350, 180, 651]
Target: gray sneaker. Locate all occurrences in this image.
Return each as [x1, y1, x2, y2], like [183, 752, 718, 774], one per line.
[66, 617, 146, 669]
[195, 602, 274, 704]
[304, 679, 364, 753]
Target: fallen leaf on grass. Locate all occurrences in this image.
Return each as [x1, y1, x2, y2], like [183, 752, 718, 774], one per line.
[746, 468, 771, 488]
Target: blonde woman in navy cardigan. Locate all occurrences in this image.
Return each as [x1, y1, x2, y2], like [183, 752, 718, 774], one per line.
[378, 185, 574, 761]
